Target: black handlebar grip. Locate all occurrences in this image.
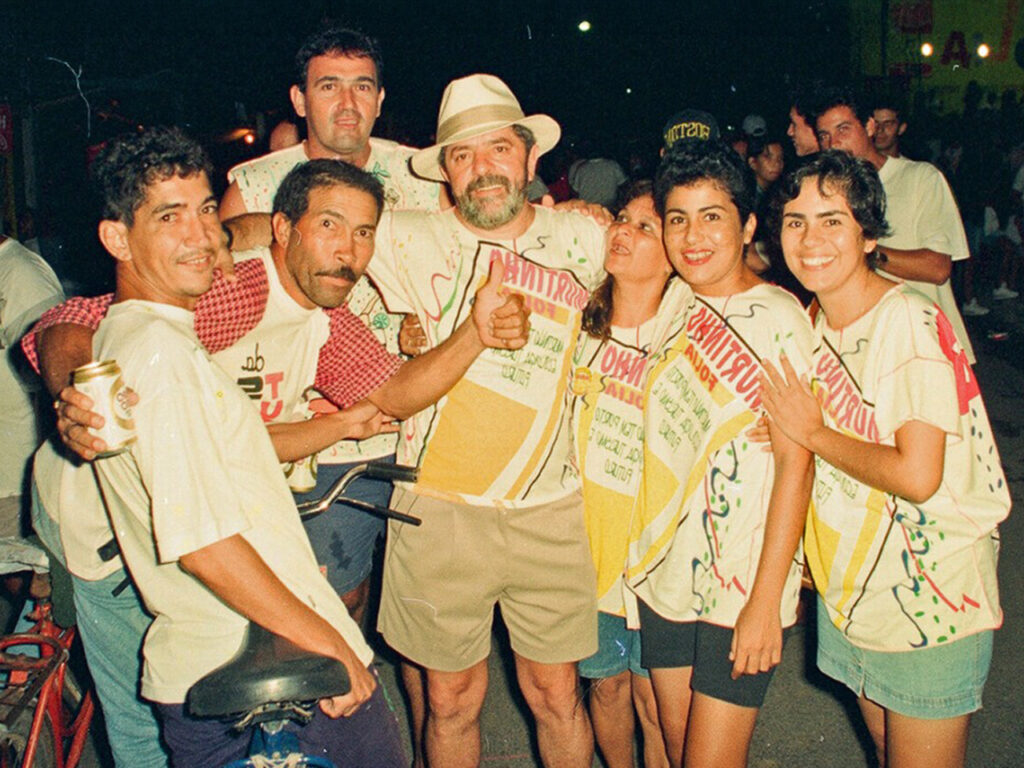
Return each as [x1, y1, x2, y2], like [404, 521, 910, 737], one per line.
[362, 462, 419, 483]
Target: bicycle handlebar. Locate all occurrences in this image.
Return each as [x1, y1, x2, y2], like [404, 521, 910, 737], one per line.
[295, 461, 422, 526]
[360, 462, 419, 483]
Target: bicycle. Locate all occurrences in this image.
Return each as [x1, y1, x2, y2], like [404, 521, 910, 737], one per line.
[0, 594, 96, 768]
[188, 460, 419, 768]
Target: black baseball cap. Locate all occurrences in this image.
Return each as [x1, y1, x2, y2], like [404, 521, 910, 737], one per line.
[662, 109, 721, 149]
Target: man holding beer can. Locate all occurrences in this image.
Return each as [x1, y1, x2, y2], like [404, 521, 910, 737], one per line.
[24, 131, 528, 767]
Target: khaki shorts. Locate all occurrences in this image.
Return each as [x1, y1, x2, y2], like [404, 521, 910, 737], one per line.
[378, 489, 597, 672]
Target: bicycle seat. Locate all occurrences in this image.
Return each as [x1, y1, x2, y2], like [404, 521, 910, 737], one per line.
[187, 623, 350, 719]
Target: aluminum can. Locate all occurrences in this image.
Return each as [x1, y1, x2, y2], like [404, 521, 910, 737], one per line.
[284, 453, 318, 493]
[72, 360, 137, 457]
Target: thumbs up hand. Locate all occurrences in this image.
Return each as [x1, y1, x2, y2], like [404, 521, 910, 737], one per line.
[472, 259, 530, 350]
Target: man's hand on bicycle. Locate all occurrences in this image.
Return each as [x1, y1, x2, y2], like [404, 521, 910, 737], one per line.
[472, 259, 530, 350]
[319, 650, 377, 718]
[54, 385, 139, 461]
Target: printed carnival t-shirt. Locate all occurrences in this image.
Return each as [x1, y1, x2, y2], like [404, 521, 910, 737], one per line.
[369, 206, 605, 506]
[571, 279, 694, 615]
[806, 283, 1007, 651]
[627, 283, 813, 628]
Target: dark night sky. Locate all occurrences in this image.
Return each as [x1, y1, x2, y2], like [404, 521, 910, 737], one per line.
[5, 0, 852, 150]
[2, 0, 854, 290]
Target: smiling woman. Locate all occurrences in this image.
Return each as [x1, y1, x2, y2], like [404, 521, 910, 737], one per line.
[626, 139, 815, 768]
[760, 150, 1009, 768]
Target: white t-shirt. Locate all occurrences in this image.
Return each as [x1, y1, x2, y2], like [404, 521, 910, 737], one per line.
[368, 206, 605, 506]
[806, 283, 1007, 651]
[627, 283, 813, 628]
[877, 155, 975, 364]
[571, 279, 694, 615]
[34, 249, 332, 581]
[0, 238, 63, 499]
[227, 138, 443, 463]
[213, 248, 328, 423]
[92, 300, 372, 703]
[227, 138, 442, 214]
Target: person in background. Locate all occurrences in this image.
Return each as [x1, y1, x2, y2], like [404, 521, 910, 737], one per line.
[661, 110, 720, 153]
[747, 136, 785, 208]
[0, 234, 63, 597]
[814, 85, 975, 364]
[268, 119, 301, 152]
[741, 114, 767, 144]
[787, 85, 820, 158]
[0, 235, 63, 532]
[871, 101, 907, 159]
[569, 142, 628, 209]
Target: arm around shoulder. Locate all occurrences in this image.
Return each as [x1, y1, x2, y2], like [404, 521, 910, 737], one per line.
[876, 247, 952, 284]
[38, 323, 97, 398]
[219, 181, 248, 221]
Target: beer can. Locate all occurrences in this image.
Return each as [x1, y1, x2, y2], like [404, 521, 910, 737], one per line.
[72, 360, 137, 457]
[284, 453, 318, 493]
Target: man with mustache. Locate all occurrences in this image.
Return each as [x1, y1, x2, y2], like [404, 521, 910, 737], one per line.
[220, 26, 446, 628]
[366, 74, 605, 768]
[25, 154, 527, 767]
[78, 125, 409, 768]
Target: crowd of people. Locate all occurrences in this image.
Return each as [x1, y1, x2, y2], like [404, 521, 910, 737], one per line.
[0, 23, 1014, 768]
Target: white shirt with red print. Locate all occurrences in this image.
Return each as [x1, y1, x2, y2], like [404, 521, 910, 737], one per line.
[806, 282, 1007, 651]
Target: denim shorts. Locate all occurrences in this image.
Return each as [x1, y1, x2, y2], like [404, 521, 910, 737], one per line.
[816, 597, 993, 719]
[578, 612, 648, 679]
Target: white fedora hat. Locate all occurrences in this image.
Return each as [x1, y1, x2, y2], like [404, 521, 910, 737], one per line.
[411, 74, 561, 182]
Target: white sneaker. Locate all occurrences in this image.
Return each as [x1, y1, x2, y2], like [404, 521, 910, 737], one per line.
[962, 298, 991, 316]
[992, 284, 1019, 300]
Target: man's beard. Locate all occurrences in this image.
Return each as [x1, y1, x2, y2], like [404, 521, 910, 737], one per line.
[456, 173, 527, 229]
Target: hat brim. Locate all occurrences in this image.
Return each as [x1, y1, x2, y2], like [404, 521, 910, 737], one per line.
[410, 114, 561, 182]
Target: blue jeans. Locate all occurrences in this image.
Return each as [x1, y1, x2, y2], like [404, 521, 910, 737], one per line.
[158, 669, 406, 768]
[293, 457, 394, 595]
[32, 479, 168, 767]
[73, 569, 170, 767]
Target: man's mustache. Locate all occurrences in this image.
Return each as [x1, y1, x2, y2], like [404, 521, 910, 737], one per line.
[466, 174, 512, 195]
[315, 266, 359, 282]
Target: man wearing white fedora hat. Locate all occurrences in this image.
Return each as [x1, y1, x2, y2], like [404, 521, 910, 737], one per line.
[367, 73, 605, 767]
